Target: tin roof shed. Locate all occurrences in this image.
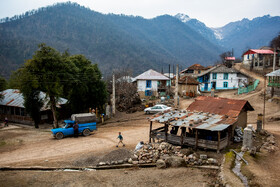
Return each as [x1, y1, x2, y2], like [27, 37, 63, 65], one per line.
[187, 96, 254, 118]
[0, 89, 67, 111]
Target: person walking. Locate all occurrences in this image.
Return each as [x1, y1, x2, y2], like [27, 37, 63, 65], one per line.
[73, 122, 79, 138]
[116, 132, 125, 147]
[4, 117, 8, 127]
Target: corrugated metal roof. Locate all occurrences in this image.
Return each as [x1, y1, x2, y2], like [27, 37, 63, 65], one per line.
[211, 65, 239, 73]
[243, 49, 274, 56]
[266, 69, 280, 77]
[0, 89, 67, 110]
[187, 96, 254, 118]
[134, 69, 170, 80]
[150, 110, 236, 131]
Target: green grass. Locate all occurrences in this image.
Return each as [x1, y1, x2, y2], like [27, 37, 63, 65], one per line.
[0, 140, 6, 146]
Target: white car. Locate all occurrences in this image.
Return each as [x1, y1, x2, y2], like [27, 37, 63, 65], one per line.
[144, 104, 171, 114]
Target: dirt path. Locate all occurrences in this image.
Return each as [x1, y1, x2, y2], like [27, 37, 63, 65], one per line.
[0, 112, 163, 167]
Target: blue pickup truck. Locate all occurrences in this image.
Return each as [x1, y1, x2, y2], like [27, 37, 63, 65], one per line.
[51, 120, 97, 139]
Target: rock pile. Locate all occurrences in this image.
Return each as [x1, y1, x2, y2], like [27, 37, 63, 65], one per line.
[131, 142, 219, 169]
[259, 130, 279, 152]
[96, 142, 219, 168]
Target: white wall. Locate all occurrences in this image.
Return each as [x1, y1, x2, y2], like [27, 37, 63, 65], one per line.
[137, 80, 158, 92]
[210, 73, 247, 89]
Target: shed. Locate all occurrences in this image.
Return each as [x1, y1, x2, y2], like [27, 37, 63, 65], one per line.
[0, 89, 67, 125]
[148, 96, 254, 152]
[178, 76, 199, 97]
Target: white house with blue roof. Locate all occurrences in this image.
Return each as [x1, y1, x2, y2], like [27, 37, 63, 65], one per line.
[197, 65, 248, 92]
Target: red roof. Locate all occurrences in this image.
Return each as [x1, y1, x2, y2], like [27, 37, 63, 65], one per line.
[225, 57, 235, 60]
[187, 96, 254, 118]
[243, 49, 274, 56]
[179, 76, 199, 85]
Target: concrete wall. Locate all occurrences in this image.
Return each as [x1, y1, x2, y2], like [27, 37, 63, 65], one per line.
[199, 72, 248, 91]
[137, 80, 158, 92]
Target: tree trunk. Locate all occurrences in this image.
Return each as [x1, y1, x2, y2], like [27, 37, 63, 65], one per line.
[34, 123, 39, 129]
[50, 95, 58, 128]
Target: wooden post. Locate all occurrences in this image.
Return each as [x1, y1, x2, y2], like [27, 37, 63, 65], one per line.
[195, 129, 198, 149]
[180, 127, 186, 147]
[165, 123, 168, 142]
[263, 76, 266, 130]
[149, 121, 153, 143]
[175, 64, 179, 108]
[273, 48, 276, 71]
[112, 74, 116, 117]
[227, 127, 231, 146]
[217, 131, 221, 153]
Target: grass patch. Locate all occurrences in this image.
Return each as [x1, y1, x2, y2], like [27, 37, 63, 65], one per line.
[225, 151, 235, 169]
[0, 140, 6, 146]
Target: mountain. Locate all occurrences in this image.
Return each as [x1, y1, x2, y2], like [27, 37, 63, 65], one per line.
[176, 14, 280, 58]
[175, 13, 218, 45]
[213, 15, 280, 57]
[0, 2, 222, 79]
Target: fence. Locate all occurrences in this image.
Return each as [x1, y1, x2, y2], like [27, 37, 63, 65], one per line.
[238, 79, 259, 95]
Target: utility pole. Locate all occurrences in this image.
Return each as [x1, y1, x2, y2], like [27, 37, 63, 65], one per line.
[175, 64, 179, 108]
[112, 74, 116, 117]
[263, 76, 266, 130]
[273, 48, 276, 72]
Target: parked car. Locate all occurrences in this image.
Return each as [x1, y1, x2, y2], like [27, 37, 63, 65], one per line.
[144, 104, 171, 114]
[51, 113, 97, 139]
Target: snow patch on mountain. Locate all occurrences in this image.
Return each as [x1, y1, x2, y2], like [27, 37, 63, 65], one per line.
[212, 28, 223, 40]
[175, 13, 192, 23]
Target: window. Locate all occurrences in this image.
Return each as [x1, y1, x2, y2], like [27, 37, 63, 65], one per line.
[223, 82, 228, 88]
[198, 70, 201, 74]
[212, 73, 217, 80]
[224, 73, 228, 80]
[146, 80, 152, 88]
[145, 90, 152, 96]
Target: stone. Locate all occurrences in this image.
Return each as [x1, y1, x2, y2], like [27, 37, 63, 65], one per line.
[132, 161, 139, 165]
[124, 171, 128, 174]
[128, 158, 133, 164]
[200, 154, 207, 160]
[180, 148, 193, 156]
[124, 158, 128, 162]
[165, 156, 186, 167]
[243, 125, 253, 149]
[106, 161, 110, 165]
[156, 159, 166, 169]
[249, 147, 257, 156]
[139, 160, 146, 164]
[98, 162, 106, 166]
[117, 160, 124, 164]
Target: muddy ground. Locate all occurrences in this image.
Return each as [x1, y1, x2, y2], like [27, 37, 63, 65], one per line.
[0, 65, 280, 186]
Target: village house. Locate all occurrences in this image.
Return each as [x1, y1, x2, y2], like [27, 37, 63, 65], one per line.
[242, 49, 280, 70]
[180, 64, 209, 76]
[0, 89, 67, 125]
[149, 96, 254, 152]
[196, 65, 248, 92]
[266, 69, 280, 97]
[178, 76, 200, 97]
[133, 69, 170, 98]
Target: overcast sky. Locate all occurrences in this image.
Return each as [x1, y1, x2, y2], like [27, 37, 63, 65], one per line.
[0, 0, 280, 27]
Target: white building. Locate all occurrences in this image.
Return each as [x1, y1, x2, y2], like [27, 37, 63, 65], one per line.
[197, 65, 248, 92]
[134, 69, 170, 98]
[242, 49, 278, 70]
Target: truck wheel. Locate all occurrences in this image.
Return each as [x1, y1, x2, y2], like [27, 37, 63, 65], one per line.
[146, 111, 150, 114]
[55, 132, 64, 140]
[82, 129, 91, 136]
